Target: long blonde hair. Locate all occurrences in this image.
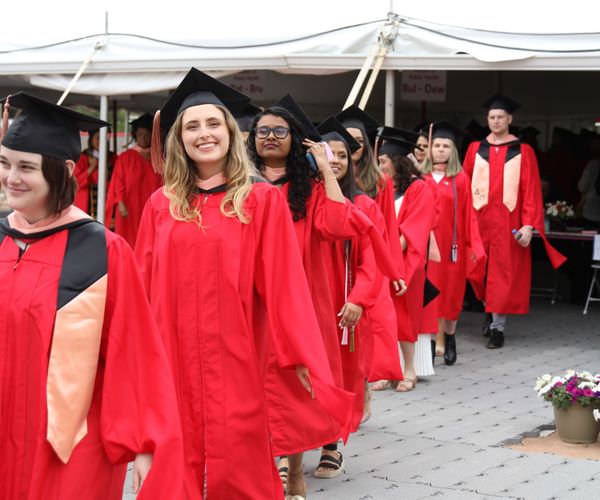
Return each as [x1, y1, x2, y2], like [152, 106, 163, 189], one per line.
[420, 138, 462, 178]
[352, 125, 384, 198]
[163, 105, 257, 225]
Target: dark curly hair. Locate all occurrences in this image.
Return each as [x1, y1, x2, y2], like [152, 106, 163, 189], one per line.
[386, 153, 423, 196]
[247, 107, 317, 221]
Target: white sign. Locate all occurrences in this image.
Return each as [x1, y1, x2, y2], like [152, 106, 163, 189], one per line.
[400, 71, 447, 102]
[222, 70, 265, 99]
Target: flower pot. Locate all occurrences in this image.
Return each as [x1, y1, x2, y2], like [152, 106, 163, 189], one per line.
[554, 403, 600, 444]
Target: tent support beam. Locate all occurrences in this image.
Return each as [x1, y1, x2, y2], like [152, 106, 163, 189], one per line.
[385, 70, 395, 126]
[97, 95, 108, 224]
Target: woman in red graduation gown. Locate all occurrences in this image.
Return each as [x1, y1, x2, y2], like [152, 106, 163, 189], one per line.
[136, 70, 351, 500]
[420, 122, 486, 365]
[247, 100, 404, 492]
[376, 140, 436, 392]
[0, 93, 183, 500]
[105, 114, 162, 247]
[319, 119, 405, 434]
[335, 107, 406, 405]
[73, 129, 115, 217]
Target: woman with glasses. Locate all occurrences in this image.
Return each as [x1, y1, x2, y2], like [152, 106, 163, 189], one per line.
[248, 98, 404, 497]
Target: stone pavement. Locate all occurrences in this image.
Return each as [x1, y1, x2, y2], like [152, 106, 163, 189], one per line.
[124, 298, 599, 499]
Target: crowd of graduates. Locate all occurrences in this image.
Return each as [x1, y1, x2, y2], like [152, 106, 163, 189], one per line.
[0, 68, 573, 499]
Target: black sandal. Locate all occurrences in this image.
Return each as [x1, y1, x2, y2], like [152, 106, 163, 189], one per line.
[313, 451, 345, 478]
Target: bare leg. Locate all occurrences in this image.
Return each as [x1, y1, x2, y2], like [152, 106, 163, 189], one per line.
[435, 319, 445, 356]
[287, 453, 306, 497]
[397, 341, 416, 391]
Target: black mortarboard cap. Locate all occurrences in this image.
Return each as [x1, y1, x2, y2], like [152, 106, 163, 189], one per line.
[234, 102, 261, 132]
[377, 127, 416, 156]
[335, 105, 380, 138]
[482, 94, 520, 114]
[317, 116, 361, 153]
[130, 113, 154, 131]
[1, 92, 109, 162]
[272, 93, 321, 142]
[430, 120, 467, 143]
[378, 126, 419, 144]
[160, 68, 251, 130]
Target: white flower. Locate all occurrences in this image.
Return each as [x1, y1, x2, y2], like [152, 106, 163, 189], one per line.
[594, 409, 600, 422]
[565, 370, 576, 379]
[551, 376, 565, 386]
[578, 381, 596, 389]
[578, 371, 594, 381]
[539, 384, 554, 396]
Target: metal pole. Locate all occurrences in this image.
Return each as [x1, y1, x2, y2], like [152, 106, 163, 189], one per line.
[384, 70, 395, 126]
[97, 95, 108, 224]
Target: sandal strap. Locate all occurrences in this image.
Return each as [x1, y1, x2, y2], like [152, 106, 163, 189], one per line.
[317, 452, 343, 470]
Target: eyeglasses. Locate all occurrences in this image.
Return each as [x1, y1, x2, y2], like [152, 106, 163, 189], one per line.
[255, 126, 291, 139]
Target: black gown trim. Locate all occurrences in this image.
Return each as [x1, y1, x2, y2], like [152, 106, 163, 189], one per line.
[478, 138, 522, 163]
[58, 221, 108, 309]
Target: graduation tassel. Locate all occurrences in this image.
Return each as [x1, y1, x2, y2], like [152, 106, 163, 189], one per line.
[0, 95, 10, 141]
[340, 243, 351, 346]
[350, 326, 355, 353]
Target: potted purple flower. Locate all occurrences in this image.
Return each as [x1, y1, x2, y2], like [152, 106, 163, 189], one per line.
[535, 370, 600, 444]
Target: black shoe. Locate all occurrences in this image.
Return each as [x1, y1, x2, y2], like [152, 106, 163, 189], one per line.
[486, 328, 504, 349]
[444, 333, 457, 365]
[431, 339, 436, 365]
[482, 313, 493, 337]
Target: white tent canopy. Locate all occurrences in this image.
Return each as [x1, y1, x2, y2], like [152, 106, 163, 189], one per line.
[1, 9, 600, 97]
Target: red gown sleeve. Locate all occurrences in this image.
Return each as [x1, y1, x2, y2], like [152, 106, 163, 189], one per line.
[375, 175, 407, 278]
[73, 155, 90, 211]
[104, 154, 125, 224]
[100, 234, 184, 500]
[462, 142, 479, 178]
[461, 172, 487, 299]
[253, 187, 354, 438]
[313, 184, 402, 281]
[400, 181, 436, 285]
[132, 198, 156, 294]
[347, 237, 378, 309]
[520, 145, 566, 269]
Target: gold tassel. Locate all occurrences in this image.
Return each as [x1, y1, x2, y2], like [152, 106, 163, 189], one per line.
[350, 326, 355, 353]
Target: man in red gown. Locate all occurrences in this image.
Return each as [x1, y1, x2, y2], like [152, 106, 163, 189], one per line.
[463, 95, 566, 348]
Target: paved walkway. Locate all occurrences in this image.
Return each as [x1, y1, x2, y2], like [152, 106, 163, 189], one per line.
[124, 298, 600, 499]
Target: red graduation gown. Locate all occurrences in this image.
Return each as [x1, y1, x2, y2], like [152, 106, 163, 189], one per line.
[325, 197, 379, 432]
[105, 149, 162, 247]
[73, 152, 115, 217]
[135, 183, 352, 497]
[425, 171, 486, 320]
[353, 194, 403, 382]
[463, 141, 566, 314]
[0, 222, 183, 500]
[396, 179, 436, 341]
[373, 175, 414, 343]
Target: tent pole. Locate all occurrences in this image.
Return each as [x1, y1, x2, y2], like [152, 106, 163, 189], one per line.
[384, 70, 395, 126]
[97, 95, 108, 224]
[358, 46, 387, 110]
[112, 100, 118, 154]
[343, 44, 379, 110]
